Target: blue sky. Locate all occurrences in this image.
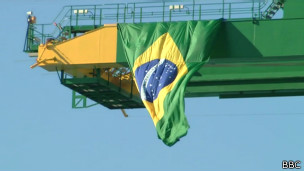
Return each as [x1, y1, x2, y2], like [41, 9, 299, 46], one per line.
[0, 0, 303, 170]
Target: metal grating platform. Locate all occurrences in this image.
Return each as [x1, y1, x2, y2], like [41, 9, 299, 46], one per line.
[61, 74, 144, 109]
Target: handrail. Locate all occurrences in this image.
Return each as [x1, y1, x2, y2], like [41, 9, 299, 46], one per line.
[24, 0, 277, 53]
[260, 0, 270, 9]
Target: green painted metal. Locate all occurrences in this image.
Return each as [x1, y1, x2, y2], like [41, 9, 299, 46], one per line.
[24, 0, 272, 53]
[283, 0, 304, 19]
[184, 16, 304, 98]
[60, 70, 144, 109]
[211, 19, 304, 59]
[24, 0, 304, 109]
[72, 90, 99, 108]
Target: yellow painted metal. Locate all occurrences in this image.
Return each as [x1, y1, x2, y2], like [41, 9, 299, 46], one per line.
[35, 24, 139, 97]
[100, 70, 138, 95]
[37, 24, 119, 72]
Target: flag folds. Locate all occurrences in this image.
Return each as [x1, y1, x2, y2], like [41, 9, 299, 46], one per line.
[118, 20, 222, 146]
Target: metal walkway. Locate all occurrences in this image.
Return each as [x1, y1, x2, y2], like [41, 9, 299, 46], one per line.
[24, 0, 272, 53]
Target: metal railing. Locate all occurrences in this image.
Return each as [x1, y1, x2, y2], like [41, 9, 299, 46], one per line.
[24, 0, 272, 52]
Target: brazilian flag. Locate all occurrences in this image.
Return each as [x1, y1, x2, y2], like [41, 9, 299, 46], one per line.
[118, 20, 222, 146]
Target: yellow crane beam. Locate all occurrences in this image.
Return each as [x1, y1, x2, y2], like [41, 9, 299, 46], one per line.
[34, 24, 139, 99]
[36, 24, 121, 74]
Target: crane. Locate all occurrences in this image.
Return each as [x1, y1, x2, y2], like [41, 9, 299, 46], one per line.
[24, 0, 304, 110]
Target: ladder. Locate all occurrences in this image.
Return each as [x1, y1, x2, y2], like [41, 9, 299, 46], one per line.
[262, 0, 284, 19]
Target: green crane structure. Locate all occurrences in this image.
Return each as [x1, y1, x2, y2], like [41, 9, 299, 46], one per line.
[24, 0, 304, 109]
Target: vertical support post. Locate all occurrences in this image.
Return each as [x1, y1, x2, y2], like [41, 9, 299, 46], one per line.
[140, 7, 142, 23]
[42, 24, 44, 43]
[72, 91, 76, 108]
[117, 4, 119, 23]
[24, 21, 29, 51]
[124, 6, 126, 23]
[229, 3, 231, 19]
[258, 1, 261, 19]
[99, 9, 103, 26]
[119, 73, 122, 92]
[28, 24, 34, 50]
[252, 0, 254, 18]
[199, 4, 201, 20]
[83, 97, 87, 108]
[107, 69, 110, 86]
[76, 10, 79, 26]
[130, 75, 134, 98]
[93, 5, 96, 27]
[169, 9, 172, 22]
[72, 91, 87, 108]
[72, 91, 81, 108]
[69, 6, 72, 39]
[163, 2, 165, 22]
[222, 0, 225, 18]
[133, 3, 135, 23]
[24, 16, 30, 51]
[192, 0, 195, 20]
[60, 70, 64, 83]
[96, 68, 101, 78]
